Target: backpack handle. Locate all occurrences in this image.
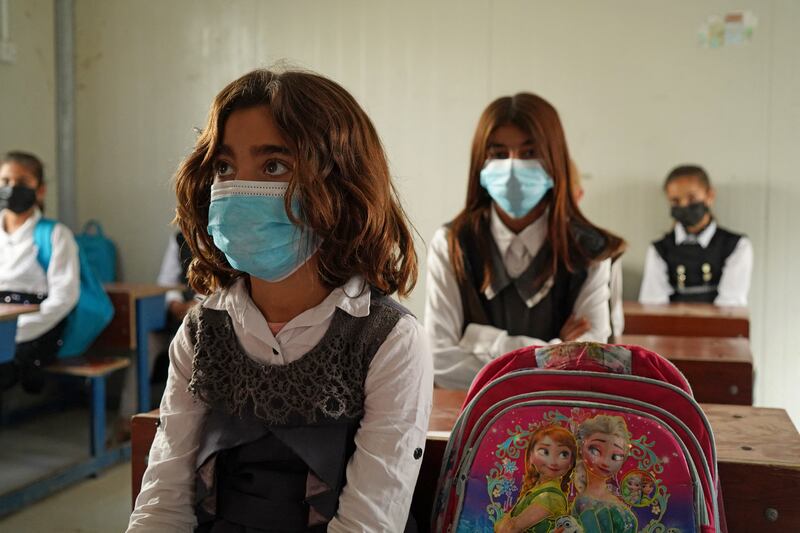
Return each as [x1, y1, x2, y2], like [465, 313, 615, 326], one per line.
[81, 219, 105, 237]
[534, 342, 632, 374]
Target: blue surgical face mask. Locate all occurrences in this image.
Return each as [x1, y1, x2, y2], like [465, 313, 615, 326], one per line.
[207, 180, 319, 282]
[479, 158, 554, 218]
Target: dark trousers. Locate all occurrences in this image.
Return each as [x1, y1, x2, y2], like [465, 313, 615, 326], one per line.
[0, 291, 67, 394]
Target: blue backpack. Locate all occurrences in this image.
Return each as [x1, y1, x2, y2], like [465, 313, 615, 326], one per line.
[75, 220, 117, 283]
[33, 219, 115, 358]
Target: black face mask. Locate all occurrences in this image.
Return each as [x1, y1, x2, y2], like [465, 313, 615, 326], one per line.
[671, 201, 708, 229]
[0, 184, 38, 214]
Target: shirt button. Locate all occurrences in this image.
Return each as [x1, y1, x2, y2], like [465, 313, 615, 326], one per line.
[413, 448, 423, 460]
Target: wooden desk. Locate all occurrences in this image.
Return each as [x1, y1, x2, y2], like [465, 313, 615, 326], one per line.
[705, 403, 800, 529]
[623, 301, 749, 338]
[0, 304, 39, 365]
[131, 389, 800, 531]
[95, 283, 171, 413]
[616, 335, 754, 405]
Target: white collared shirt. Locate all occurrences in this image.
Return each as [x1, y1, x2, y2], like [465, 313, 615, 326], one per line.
[0, 209, 80, 342]
[127, 276, 433, 532]
[156, 235, 186, 305]
[424, 208, 611, 390]
[638, 221, 753, 306]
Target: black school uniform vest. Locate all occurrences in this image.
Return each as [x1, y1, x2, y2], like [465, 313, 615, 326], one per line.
[652, 225, 742, 303]
[452, 217, 605, 340]
[186, 292, 414, 532]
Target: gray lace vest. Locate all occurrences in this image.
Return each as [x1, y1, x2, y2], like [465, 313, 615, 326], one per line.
[185, 293, 409, 532]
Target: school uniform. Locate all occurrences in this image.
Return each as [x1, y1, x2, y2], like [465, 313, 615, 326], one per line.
[127, 276, 433, 533]
[639, 221, 752, 306]
[425, 208, 612, 390]
[157, 232, 196, 322]
[0, 208, 79, 391]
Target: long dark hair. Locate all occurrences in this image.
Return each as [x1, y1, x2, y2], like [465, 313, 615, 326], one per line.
[448, 93, 625, 290]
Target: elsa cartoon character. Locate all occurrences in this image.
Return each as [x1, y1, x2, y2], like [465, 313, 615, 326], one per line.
[494, 426, 577, 533]
[572, 415, 638, 532]
[621, 471, 643, 505]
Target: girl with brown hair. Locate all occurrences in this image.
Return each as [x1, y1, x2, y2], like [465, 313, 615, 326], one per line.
[127, 69, 432, 532]
[425, 93, 624, 389]
[494, 425, 577, 533]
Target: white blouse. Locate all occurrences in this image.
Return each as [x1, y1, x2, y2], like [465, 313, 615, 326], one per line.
[638, 221, 753, 306]
[424, 207, 611, 390]
[127, 276, 433, 533]
[156, 235, 186, 306]
[0, 208, 79, 342]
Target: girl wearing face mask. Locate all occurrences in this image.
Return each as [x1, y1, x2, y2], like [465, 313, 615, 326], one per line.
[127, 69, 432, 533]
[638, 165, 752, 306]
[0, 151, 80, 393]
[425, 93, 625, 390]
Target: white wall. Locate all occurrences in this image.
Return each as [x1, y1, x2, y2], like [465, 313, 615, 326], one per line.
[70, 1, 798, 422]
[0, 0, 57, 215]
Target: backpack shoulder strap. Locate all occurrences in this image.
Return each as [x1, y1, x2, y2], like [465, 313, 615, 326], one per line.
[33, 218, 57, 271]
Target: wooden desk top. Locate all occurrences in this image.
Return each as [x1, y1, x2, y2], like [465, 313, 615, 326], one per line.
[135, 388, 799, 470]
[623, 301, 749, 320]
[104, 283, 177, 299]
[615, 335, 752, 363]
[426, 389, 800, 469]
[0, 303, 39, 321]
[623, 301, 749, 337]
[703, 403, 800, 469]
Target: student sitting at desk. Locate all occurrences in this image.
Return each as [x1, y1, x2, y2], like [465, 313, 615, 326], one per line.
[425, 93, 624, 390]
[115, 231, 198, 441]
[639, 165, 752, 306]
[0, 151, 79, 393]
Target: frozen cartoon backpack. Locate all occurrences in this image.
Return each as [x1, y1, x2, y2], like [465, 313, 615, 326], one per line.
[432, 341, 725, 533]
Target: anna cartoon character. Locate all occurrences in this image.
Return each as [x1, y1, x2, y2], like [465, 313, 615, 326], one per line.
[572, 414, 638, 532]
[641, 473, 656, 504]
[495, 425, 577, 533]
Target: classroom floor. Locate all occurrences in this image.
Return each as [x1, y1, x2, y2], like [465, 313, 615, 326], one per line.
[0, 409, 131, 532]
[0, 462, 130, 533]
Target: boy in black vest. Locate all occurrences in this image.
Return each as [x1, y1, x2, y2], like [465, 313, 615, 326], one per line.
[639, 165, 752, 306]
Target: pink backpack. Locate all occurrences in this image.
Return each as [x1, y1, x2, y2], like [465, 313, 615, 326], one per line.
[432, 342, 725, 533]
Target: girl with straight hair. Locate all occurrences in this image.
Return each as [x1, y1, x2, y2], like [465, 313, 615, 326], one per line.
[425, 93, 624, 389]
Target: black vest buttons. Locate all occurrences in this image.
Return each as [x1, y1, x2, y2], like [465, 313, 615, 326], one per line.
[413, 447, 423, 460]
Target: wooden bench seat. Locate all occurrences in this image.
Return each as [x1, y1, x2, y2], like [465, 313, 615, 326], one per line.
[45, 355, 130, 378]
[44, 354, 131, 458]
